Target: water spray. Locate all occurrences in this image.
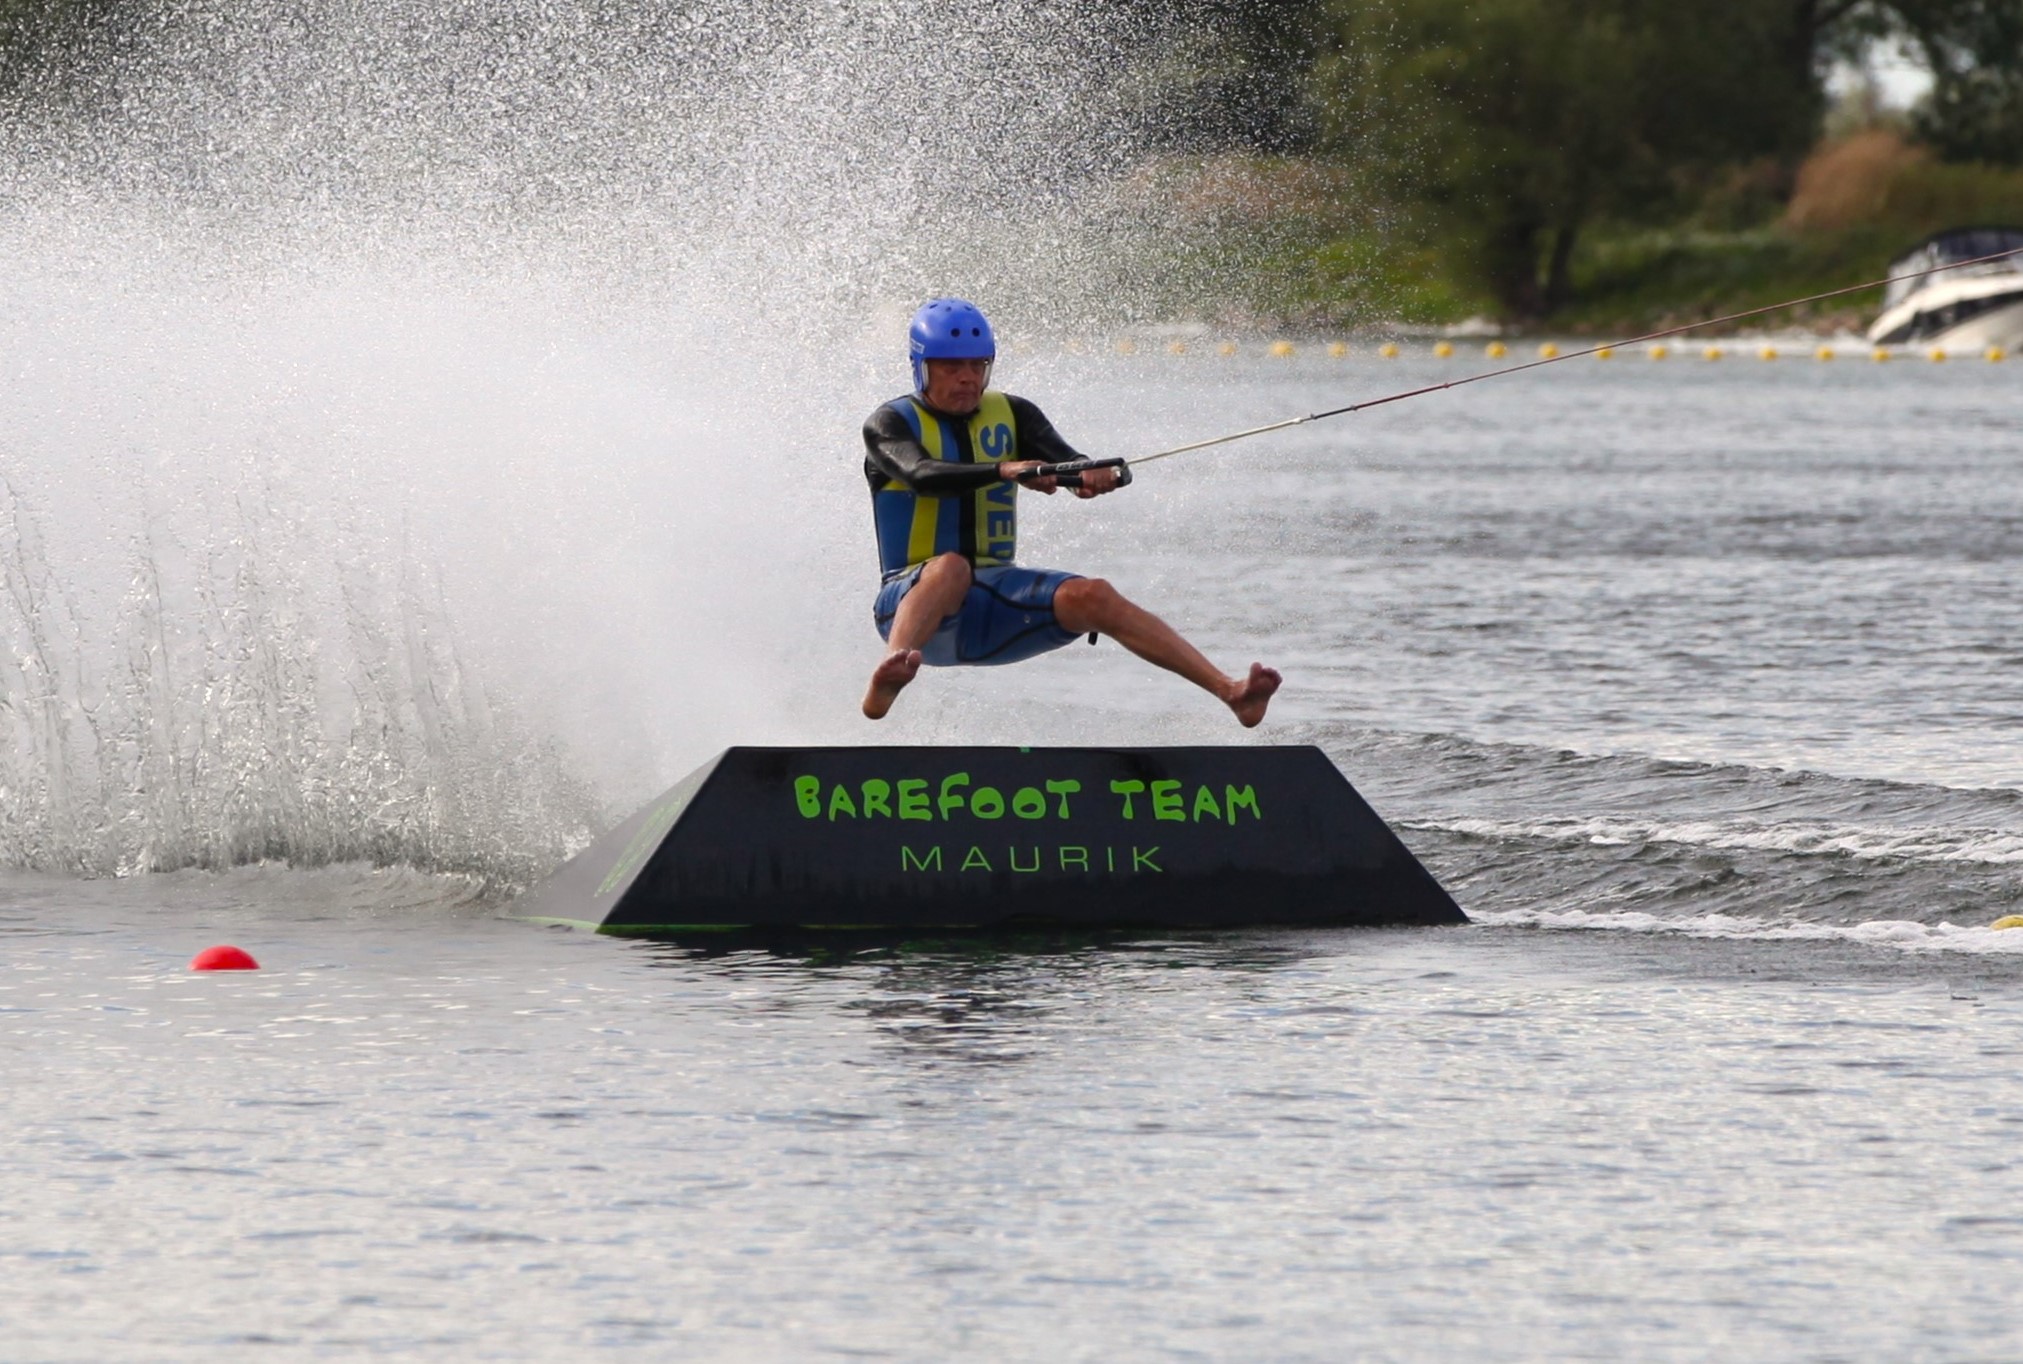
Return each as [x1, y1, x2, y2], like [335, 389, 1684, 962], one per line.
[1123, 244, 2023, 470]
[0, 0, 1213, 882]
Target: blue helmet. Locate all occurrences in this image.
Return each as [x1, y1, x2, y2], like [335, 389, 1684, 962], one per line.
[908, 297, 996, 393]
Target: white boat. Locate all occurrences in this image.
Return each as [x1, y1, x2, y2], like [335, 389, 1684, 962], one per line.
[1866, 227, 2023, 349]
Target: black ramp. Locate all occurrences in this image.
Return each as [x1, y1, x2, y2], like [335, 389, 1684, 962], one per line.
[509, 746, 1465, 934]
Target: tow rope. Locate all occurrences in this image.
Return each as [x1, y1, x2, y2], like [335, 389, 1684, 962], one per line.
[1102, 243, 2023, 471]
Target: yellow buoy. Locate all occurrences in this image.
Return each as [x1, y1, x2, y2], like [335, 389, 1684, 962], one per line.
[1648, 344, 1668, 360]
[1872, 347, 1890, 362]
[1379, 341, 1400, 359]
[1538, 342, 1559, 359]
[1327, 341, 1348, 358]
[1992, 916, 2023, 931]
[1929, 347, 1947, 362]
[1114, 338, 1136, 356]
[1989, 345, 2008, 362]
[1166, 340, 1187, 355]
[1269, 340, 1296, 358]
[1816, 345, 1835, 361]
[1759, 345, 1778, 361]
[1595, 346, 1614, 360]
[1485, 341, 1508, 359]
[1218, 341, 1238, 357]
[1432, 341, 1454, 359]
[1704, 345, 1724, 361]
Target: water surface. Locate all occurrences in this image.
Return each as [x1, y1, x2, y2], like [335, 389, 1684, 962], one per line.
[7, 355, 2023, 1361]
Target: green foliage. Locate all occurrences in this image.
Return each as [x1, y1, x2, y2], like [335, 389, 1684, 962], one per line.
[1223, 219, 1488, 328]
[1308, 0, 1829, 320]
[1785, 128, 2023, 236]
[1891, 0, 2023, 164]
[1552, 226, 1905, 335]
[1243, 218, 1978, 337]
[1145, 0, 2023, 328]
[1879, 154, 2023, 223]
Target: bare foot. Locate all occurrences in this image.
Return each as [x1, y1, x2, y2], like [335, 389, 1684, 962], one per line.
[1225, 662, 1281, 728]
[862, 649, 923, 720]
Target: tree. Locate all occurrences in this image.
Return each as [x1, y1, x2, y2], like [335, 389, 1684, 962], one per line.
[1890, 0, 2023, 164]
[1309, 0, 1839, 319]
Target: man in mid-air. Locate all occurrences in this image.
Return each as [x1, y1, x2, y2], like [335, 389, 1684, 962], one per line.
[861, 297, 1280, 725]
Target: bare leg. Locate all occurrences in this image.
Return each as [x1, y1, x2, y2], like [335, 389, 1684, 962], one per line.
[1054, 577, 1282, 727]
[863, 553, 973, 720]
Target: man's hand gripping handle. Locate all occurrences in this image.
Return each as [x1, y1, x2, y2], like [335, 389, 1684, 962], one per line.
[1023, 457, 1133, 489]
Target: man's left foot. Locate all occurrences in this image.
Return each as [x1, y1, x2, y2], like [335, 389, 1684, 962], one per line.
[862, 649, 923, 720]
[1225, 663, 1281, 728]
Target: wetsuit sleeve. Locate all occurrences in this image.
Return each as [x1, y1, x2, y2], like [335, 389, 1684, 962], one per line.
[863, 405, 1002, 493]
[1005, 396, 1090, 465]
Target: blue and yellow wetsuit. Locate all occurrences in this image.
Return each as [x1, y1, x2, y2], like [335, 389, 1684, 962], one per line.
[863, 391, 1089, 667]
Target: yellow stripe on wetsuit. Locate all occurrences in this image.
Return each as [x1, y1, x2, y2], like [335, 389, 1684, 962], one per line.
[904, 404, 948, 567]
[883, 390, 1019, 572]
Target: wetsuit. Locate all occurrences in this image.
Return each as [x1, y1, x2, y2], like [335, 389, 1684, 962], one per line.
[864, 390, 1089, 667]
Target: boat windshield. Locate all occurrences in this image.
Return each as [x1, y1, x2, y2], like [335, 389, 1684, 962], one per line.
[1883, 227, 2023, 309]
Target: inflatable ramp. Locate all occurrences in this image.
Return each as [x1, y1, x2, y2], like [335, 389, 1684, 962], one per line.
[510, 746, 1464, 934]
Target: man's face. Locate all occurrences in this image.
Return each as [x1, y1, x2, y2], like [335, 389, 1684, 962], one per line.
[923, 357, 990, 414]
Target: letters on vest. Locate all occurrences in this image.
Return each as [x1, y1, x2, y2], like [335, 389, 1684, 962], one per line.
[874, 392, 1019, 577]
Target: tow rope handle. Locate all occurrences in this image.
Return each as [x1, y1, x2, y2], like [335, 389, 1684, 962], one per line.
[1024, 457, 1133, 489]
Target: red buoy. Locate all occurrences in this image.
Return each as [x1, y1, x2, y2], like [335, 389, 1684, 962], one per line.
[190, 945, 260, 972]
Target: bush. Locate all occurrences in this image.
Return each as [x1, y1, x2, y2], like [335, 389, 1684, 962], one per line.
[1783, 130, 2023, 237]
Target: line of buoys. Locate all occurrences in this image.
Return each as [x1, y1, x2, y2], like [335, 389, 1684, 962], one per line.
[1097, 338, 2011, 363]
[1113, 246, 2023, 475]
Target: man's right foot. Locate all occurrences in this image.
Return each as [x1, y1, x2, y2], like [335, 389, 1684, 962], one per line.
[862, 649, 923, 720]
[1225, 662, 1282, 728]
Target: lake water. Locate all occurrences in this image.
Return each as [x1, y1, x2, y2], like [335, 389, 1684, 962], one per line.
[7, 353, 2023, 1361]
